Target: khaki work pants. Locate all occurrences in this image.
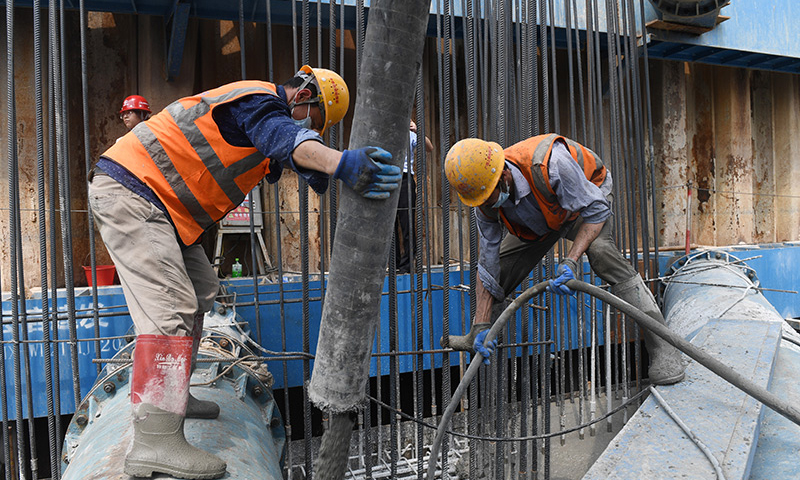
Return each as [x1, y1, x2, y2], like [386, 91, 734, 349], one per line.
[88, 173, 219, 336]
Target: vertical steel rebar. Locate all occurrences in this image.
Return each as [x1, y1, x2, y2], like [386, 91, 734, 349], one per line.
[51, 0, 82, 416]
[640, 0, 661, 302]
[299, 0, 314, 473]
[388, 238, 399, 480]
[238, 0, 263, 351]
[440, 0, 454, 474]
[422, 71, 439, 478]
[47, 1, 63, 461]
[6, 2, 28, 478]
[590, 270, 598, 438]
[620, 0, 644, 392]
[31, 1, 58, 476]
[462, 2, 480, 476]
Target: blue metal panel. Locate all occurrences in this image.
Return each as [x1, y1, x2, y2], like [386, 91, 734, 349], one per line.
[6, 243, 800, 418]
[1, 286, 134, 418]
[645, 1, 800, 60]
[223, 264, 612, 390]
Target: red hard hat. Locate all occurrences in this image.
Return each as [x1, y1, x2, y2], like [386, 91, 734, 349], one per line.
[120, 95, 151, 114]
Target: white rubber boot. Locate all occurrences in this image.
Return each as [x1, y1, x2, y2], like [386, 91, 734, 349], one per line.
[124, 335, 227, 479]
[611, 275, 685, 385]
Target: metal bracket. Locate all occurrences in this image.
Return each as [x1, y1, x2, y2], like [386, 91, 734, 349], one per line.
[165, 0, 191, 81]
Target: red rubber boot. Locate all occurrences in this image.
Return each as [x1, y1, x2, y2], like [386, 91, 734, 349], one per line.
[124, 335, 226, 479]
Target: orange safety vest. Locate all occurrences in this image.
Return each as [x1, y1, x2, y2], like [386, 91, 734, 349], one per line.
[481, 134, 607, 241]
[103, 81, 279, 245]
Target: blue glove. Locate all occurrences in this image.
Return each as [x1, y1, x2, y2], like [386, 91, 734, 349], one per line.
[474, 328, 498, 366]
[548, 259, 577, 296]
[334, 147, 402, 199]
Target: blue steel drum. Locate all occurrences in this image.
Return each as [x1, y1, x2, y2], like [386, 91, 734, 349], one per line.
[662, 249, 778, 339]
[60, 304, 285, 479]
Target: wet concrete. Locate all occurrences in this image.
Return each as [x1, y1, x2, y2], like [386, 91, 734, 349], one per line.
[314, 412, 356, 480]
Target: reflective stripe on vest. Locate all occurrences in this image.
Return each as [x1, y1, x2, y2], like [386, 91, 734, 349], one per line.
[103, 81, 278, 244]
[498, 134, 607, 241]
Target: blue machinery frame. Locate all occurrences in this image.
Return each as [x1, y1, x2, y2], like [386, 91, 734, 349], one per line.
[3, 1, 800, 74]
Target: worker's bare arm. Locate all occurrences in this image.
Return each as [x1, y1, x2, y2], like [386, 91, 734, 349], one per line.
[424, 136, 434, 153]
[566, 221, 604, 263]
[292, 140, 342, 175]
[474, 276, 495, 325]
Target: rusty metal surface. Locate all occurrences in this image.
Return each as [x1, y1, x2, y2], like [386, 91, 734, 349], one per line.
[651, 60, 800, 251]
[4, 9, 800, 293]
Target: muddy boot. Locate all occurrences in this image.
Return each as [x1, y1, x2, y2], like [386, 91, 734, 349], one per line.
[187, 313, 220, 419]
[442, 299, 508, 353]
[445, 322, 490, 353]
[612, 275, 685, 385]
[124, 335, 227, 479]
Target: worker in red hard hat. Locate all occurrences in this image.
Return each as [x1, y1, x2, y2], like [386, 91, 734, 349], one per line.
[119, 95, 151, 131]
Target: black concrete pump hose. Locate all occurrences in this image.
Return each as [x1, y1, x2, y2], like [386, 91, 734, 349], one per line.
[426, 279, 800, 479]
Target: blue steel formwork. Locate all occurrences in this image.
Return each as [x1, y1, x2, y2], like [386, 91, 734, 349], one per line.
[1, 264, 609, 418]
[5, 243, 800, 419]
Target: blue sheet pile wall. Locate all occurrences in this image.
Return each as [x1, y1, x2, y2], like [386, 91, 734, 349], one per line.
[4, 243, 800, 418]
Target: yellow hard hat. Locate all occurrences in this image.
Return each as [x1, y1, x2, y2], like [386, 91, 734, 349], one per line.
[298, 65, 350, 136]
[445, 138, 506, 207]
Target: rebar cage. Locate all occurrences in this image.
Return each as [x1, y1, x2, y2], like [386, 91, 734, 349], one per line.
[1, 1, 711, 479]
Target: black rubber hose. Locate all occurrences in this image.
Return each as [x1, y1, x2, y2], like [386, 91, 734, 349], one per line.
[569, 280, 800, 428]
[427, 281, 549, 480]
[427, 279, 800, 479]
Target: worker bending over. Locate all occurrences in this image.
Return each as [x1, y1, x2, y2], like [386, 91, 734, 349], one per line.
[443, 134, 685, 386]
[89, 66, 401, 479]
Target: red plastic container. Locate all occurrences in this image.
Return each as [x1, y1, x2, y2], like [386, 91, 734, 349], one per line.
[83, 265, 117, 286]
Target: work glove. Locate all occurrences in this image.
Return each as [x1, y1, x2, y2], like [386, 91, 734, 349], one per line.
[548, 258, 578, 296]
[474, 328, 498, 366]
[334, 147, 402, 200]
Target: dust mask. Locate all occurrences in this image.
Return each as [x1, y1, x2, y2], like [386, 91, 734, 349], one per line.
[292, 106, 313, 129]
[492, 180, 510, 209]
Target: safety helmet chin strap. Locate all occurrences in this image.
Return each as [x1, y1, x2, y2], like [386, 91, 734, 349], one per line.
[288, 71, 325, 124]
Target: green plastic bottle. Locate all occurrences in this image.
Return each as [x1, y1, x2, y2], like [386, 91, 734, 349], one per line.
[231, 258, 243, 278]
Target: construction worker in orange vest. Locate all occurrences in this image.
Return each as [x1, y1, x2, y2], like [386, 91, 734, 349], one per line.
[88, 66, 400, 479]
[443, 134, 685, 386]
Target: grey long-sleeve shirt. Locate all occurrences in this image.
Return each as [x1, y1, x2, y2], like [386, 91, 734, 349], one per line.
[476, 140, 613, 299]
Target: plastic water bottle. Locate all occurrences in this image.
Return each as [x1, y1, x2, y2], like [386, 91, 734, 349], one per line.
[231, 258, 243, 278]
